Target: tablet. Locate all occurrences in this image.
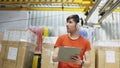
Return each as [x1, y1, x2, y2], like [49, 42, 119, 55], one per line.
[57, 47, 81, 62]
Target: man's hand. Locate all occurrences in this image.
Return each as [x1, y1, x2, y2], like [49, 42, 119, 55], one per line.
[71, 54, 82, 65]
[71, 50, 91, 67]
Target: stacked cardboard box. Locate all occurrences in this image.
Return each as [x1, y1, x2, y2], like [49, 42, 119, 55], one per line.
[89, 46, 95, 68]
[4, 29, 36, 44]
[0, 33, 3, 67]
[0, 33, 3, 51]
[0, 33, 3, 41]
[82, 46, 95, 68]
[41, 43, 58, 68]
[0, 40, 35, 68]
[95, 46, 120, 68]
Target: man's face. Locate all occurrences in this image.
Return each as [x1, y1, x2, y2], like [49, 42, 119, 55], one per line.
[66, 18, 77, 33]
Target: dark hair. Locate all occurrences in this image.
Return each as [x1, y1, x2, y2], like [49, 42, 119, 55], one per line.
[66, 14, 83, 26]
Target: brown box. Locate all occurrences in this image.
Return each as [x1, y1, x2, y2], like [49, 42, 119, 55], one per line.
[41, 43, 58, 68]
[0, 33, 3, 41]
[89, 46, 95, 68]
[83, 46, 95, 68]
[0, 41, 5, 68]
[96, 46, 120, 68]
[0, 40, 35, 68]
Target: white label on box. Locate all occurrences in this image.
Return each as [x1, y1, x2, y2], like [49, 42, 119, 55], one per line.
[106, 51, 115, 63]
[0, 44, 2, 52]
[7, 47, 18, 60]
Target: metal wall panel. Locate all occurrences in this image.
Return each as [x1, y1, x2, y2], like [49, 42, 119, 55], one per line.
[95, 12, 120, 41]
[29, 11, 85, 36]
[0, 11, 29, 33]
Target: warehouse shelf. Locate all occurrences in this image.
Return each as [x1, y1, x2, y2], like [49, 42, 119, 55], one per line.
[0, 7, 85, 12]
[0, 0, 93, 5]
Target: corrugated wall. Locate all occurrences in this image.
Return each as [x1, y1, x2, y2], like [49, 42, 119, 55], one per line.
[95, 12, 120, 41]
[0, 11, 29, 33]
[29, 11, 85, 36]
[0, 11, 119, 40]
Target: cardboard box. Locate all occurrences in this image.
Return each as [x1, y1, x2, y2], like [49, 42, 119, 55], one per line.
[0, 33, 4, 67]
[96, 46, 120, 68]
[0, 40, 35, 68]
[41, 43, 58, 68]
[0, 33, 3, 41]
[82, 46, 95, 68]
[0, 41, 5, 68]
[89, 46, 95, 68]
[0, 41, 3, 65]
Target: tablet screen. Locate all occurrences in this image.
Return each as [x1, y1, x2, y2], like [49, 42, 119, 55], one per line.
[57, 47, 81, 62]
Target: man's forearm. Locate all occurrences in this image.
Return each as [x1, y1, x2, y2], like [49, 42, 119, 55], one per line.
[53, 47, 59, 62]
[82, 51, 91, 68]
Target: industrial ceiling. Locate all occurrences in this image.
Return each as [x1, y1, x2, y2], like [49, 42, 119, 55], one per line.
[0, 0, 120, 24]
[0, 0, 93, 12]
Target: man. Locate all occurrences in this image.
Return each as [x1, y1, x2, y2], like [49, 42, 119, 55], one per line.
[53, 14, 91, 68]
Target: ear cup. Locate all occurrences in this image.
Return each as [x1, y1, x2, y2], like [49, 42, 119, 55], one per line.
[80, 18, 83, 26]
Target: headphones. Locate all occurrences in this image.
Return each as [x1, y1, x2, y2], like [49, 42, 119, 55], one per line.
[76, 18, 83, 29]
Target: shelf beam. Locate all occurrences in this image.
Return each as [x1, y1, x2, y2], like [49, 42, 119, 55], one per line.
[0, 7, 85, 12]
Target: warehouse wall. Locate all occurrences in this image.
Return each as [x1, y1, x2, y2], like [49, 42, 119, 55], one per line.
[0, 11, 88, 36]
[29, 11, 85, 36]
[95, 12, 120, 41]
[0, 11, 119, 40]
[0, 11, 29, 33]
